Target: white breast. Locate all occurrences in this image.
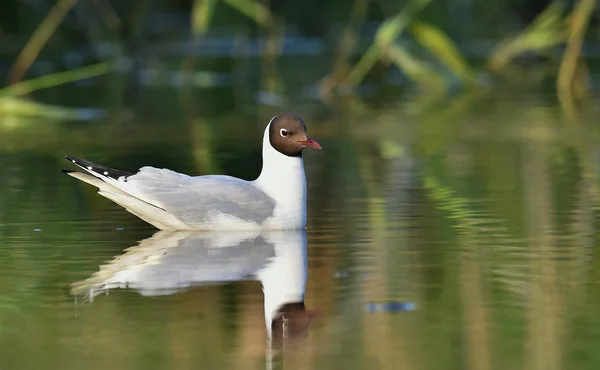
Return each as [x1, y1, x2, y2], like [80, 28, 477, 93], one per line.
[253, 123, 307, 230]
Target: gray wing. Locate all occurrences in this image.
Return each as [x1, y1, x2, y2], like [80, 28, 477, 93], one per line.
[125, 167, 276, 226]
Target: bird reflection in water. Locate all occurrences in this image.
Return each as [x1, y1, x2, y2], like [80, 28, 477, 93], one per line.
[71, 229, 317, 361]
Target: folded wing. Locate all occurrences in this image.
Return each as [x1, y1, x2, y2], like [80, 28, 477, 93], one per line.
[124, 167, 276, 227]
[64, 156, 276, 230]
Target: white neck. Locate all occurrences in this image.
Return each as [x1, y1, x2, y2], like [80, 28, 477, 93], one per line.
[256, 230, 307, 337]
[254, 122, 307, 227]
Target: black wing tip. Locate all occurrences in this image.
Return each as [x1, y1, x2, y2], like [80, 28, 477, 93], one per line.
[61, 169, 74, 174]
[63, 155, 134, 180]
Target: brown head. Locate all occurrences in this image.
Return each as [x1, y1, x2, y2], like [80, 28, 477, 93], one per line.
[271, 302, 318, 346]
[268, 113, 322, 157]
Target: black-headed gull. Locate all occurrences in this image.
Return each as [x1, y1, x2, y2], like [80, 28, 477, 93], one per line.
[62, 113, 322, 230]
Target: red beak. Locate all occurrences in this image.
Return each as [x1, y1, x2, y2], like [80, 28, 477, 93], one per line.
[298, 136, 322, 150]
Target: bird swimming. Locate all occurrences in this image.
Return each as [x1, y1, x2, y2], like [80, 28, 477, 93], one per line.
[62, 113, 322, 231]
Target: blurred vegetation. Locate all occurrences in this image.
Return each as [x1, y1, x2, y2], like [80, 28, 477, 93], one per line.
[0, 0, 599, 120]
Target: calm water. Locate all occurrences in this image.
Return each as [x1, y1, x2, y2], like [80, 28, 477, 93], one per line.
[2, 94, 600, 370]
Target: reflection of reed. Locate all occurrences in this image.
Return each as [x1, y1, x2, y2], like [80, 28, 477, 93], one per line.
[358, 138, 420, 370]
[567, 159, 594, 302]
[460, 241, 492, 370]
[361, 218, 418, 369]
[164, 288, 233, 369]
[423, 163, 495, 370]
[523, 141, 563, 370]
[232, 283, 266, 370]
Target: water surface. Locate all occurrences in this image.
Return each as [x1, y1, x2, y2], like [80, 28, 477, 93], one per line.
[1, 96, 600, 370]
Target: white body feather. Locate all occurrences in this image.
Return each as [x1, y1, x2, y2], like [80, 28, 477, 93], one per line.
[66, 120, 309, 231]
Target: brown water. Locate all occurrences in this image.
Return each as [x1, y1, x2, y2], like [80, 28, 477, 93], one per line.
[1, 93, 600, 370]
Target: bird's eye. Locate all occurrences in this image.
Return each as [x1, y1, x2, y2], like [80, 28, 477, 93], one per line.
[280, 128, 288, 137]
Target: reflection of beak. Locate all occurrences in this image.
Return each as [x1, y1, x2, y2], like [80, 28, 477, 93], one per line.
[298, 136, 322, 150]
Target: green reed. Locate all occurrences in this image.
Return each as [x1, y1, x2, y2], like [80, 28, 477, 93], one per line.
[2, 0, 598, 119]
